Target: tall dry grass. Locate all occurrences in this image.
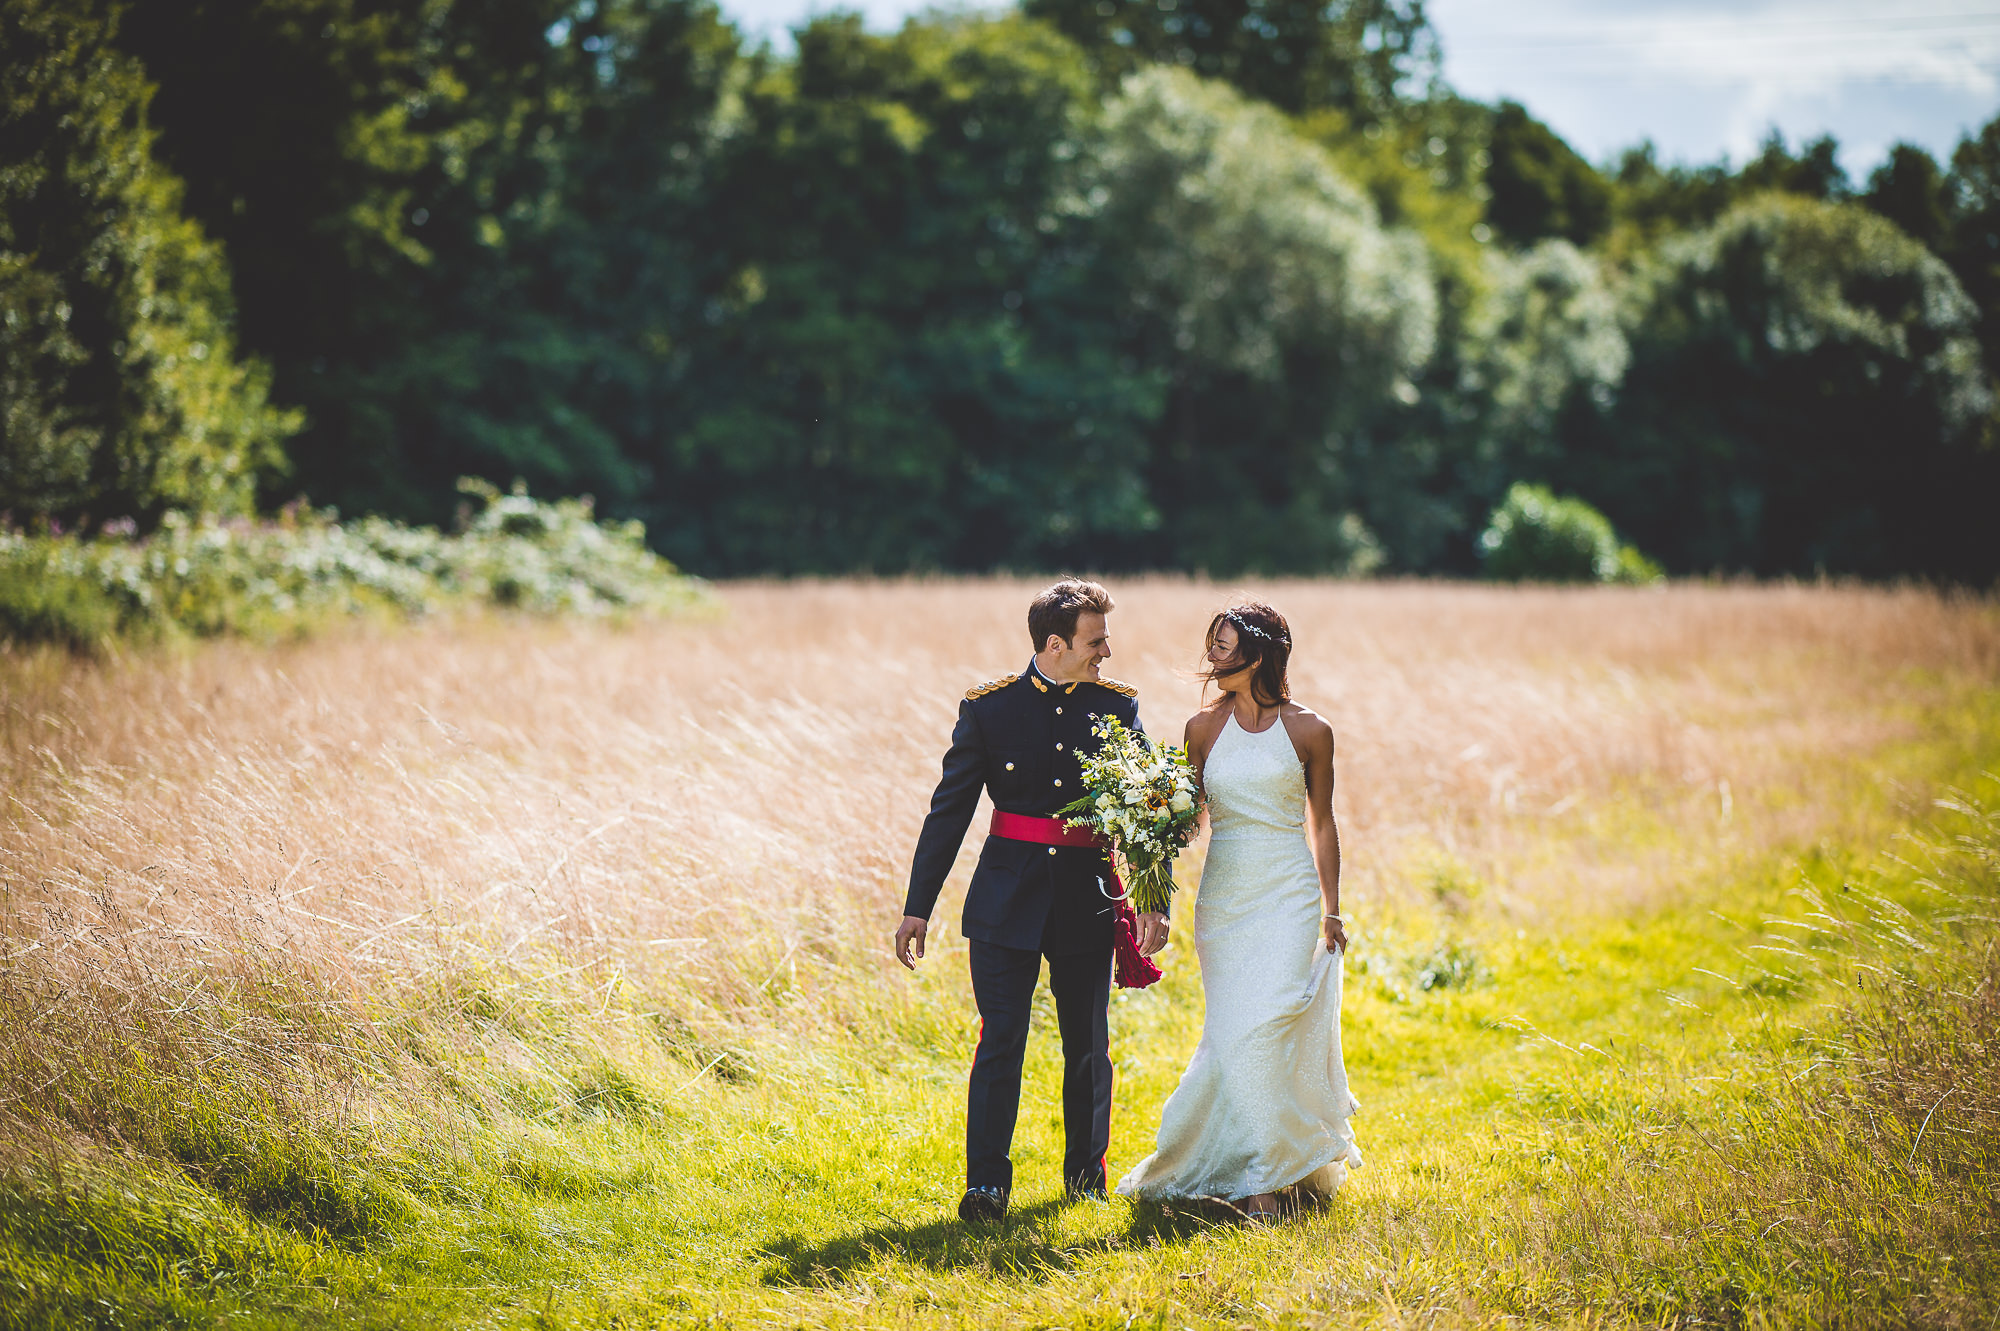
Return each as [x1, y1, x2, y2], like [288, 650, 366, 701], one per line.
[0, 579, 1995, 1185]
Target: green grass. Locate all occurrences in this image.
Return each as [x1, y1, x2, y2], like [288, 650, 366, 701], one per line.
[4, 704, 1997, 1328]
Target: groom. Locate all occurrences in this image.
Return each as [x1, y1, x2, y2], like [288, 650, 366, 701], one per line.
[895, 579, 1169, 1224]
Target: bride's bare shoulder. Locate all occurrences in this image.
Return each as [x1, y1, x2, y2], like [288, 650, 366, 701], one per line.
[1184, 699, 1231, 744]
[1280, 701, 1335, 745]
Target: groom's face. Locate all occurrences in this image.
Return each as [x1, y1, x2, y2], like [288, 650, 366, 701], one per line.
[1045, 610, 1111, 681]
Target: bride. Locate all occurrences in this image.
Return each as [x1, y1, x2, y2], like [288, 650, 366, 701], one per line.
[1115, 601, 1362, 1221]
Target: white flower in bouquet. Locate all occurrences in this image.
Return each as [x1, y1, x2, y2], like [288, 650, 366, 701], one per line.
[1056, 715, 1204, 917]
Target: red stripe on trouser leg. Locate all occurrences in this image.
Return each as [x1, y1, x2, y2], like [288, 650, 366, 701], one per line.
[1101, 1053, 1112, 1179]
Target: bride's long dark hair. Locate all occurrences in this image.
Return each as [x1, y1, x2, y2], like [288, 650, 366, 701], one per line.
[1199, 601, 1293, 707]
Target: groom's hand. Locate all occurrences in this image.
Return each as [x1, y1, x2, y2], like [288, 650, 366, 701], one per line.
[894, 915, 929, 969]
[1137, 911, 1169, 956]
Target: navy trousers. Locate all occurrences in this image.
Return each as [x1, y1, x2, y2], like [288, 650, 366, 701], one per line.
[965, 939, 1114, 1193]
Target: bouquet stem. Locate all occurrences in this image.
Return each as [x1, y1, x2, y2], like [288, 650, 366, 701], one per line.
[1125, 860, 1175, 917]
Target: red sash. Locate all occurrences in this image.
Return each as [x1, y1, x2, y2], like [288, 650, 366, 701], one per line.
[986, 811, 1163, 990]
[989, 809, 1102, 847]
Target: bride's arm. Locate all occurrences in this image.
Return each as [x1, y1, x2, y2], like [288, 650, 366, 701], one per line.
[1297, 713, 1344, 951]
[1183, 713, 1209, 833]
[1130, 714, 1214, 958]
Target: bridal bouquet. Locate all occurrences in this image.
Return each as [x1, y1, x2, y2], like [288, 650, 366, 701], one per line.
[1057, 716, 1202, 917]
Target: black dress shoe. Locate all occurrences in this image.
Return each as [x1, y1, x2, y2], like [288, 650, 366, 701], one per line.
[1064, 1174, 1108, 1201]
[958, 1185, 1009, 1224]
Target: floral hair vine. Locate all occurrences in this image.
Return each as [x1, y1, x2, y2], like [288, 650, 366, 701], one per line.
[1222, 610, 1290, 652]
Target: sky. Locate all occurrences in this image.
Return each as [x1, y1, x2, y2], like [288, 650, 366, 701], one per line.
[716, 0, 2000, 176]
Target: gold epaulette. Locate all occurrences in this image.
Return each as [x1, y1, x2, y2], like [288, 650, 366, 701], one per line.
[964, 674, 1020, 701]
[1092, 676, 1138, 698]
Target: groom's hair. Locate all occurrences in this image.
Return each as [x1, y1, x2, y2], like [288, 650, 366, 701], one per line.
[1028, 579, 1114, 650]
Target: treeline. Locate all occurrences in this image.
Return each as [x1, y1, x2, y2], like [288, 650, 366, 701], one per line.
[2, 0, 1996, 580]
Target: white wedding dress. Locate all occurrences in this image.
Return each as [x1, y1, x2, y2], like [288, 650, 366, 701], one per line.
[1116, 712, 1362, 1202]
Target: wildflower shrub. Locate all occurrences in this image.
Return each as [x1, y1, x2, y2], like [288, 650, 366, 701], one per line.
[0, 480, 706, 650]
[1349, 927, 1492, 1003]
[1477, 481, 1661, 584]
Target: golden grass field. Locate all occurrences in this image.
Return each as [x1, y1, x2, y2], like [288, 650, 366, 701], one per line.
[2, 579, 1997, 1328]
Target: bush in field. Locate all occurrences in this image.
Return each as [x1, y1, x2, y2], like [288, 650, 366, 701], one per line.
[0, 481, 706, 651]
[0, 0, 297, 526]
[1477, 482, 1660, 583]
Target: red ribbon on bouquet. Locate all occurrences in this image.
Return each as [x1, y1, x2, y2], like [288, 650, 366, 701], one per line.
[988, 810, 1164, 990]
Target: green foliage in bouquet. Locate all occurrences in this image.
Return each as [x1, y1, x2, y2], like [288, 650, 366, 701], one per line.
[0, 480, 708, 653]
[1056, 715, 1203, 916]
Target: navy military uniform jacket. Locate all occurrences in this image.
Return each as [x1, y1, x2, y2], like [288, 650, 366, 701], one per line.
[904, 662, 1144, 956]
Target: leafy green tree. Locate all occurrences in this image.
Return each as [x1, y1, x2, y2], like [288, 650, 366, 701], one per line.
[1298, 95, 1486, 262]
[1863, 143, 1951, 255]
[1326, 236, 1629, 575]
[1604, 141, 1739, 249]
[1483, 100, 1611, 247]
[1089, 66, 1436, 571]
[112, 0, 458, 517]
[1022, 0, 1436, 123]
[1292, 93, 1506, 571]
[45, 0, 1982, 586]
[442, 0, 740, 521]
[649, 14, 1160, 572]
[1736, 131, 1848, 200]
[112, 0, 727, 523]
[1607, 132, 1849, 255]
[1434, 239, 1628, 553]
[1569, 194, 1994, 579]
[1469, 241, 1626, 454]
[1940, 115, 2000, 425]
[0, 0, 296, 526]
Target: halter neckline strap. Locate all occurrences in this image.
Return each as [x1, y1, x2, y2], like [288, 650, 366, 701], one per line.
[1226, 708, 1286, 738]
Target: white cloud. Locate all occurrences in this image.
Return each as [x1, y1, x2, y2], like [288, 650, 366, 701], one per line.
[709, 0, 2000, 169]
[1427, 0, 2000, 167]
[1442, 3, 2000, 92]
[722, 0, 985, 46]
